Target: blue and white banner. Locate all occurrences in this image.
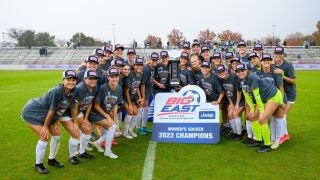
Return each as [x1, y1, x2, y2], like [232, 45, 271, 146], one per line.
[152, 85, 220, 144]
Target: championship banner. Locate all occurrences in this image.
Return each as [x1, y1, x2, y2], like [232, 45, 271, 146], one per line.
[152, 85, 220, 144]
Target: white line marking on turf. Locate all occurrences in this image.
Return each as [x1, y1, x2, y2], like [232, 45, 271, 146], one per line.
[0, 88, 49, 93]
[297, 89, 320, 93]
[142, 141, 157, 180]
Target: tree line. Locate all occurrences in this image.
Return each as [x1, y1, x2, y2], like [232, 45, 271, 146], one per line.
[3, 20, 320, 48]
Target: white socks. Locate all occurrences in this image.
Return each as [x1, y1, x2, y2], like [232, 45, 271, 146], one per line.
[142, 107, 149, 127]
[269, 116, 276, 142]
[79, 134, 91, 154]
[117, 112, 122, 130]
[229, 119, 236, 133]
[104, 124, 116, 153]
[49, 136, 60, 159]
[234, 117, 242, 135]
[275, 117, 285, 143]
[246, 120, 253, 139]
[123, 114, 132, 135]
[36, 140, 48, 164]
[284, 114, 288, 134]
[129, 116, 137, 133]
[136, 108, 143, 129]
[68, 137, 79, 158]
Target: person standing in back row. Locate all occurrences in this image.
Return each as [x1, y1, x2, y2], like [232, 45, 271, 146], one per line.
[273, 46, 296, 144]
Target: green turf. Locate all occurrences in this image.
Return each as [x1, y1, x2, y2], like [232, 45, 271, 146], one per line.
[0, 70, 319, 179]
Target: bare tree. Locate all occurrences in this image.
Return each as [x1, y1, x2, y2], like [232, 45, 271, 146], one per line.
[284, 32, 304, 46]
[218, 30, 242, 43]
[167, 28, 185, 46]
[312, 20, 320, 45]
[145, 34, 161, 48]
[198, 29, 216, 44]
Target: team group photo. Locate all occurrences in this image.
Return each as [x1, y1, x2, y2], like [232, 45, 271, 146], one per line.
[0, 0, 319, 179]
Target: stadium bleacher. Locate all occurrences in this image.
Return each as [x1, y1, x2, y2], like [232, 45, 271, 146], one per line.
[1, 46, 320, 65]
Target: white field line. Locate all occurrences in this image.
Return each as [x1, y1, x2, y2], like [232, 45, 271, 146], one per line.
[142, 141, 157, 180]
[297, 89, 320, 93]
[0, 88, 49, 93]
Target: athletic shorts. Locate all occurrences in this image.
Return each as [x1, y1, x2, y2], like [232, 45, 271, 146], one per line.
[21, 100, 59, 126]
[268, 90, 283, 105]
[60, 112, 84, 122]
[89, 113, 106, 123]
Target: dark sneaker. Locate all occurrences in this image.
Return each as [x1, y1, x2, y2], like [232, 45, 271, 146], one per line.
[257, 145, 272, 153]
[48, 158, 64, 168]
[231, 134, 242, 141]
[69, 156, 81, 164]
[142, 127, 153, 133]
[137, 128, 147, 135]
[35, 163, 49, 174]
[242, 137, 253, 144]
[78, 152, 94, 159]
[247, 140, 263, 147]
[241, 129, 247, 137]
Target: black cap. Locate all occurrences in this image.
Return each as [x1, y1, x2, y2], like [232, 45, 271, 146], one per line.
[274, 46, 284, 54]
[114, 44, 125, 51]
[134, 58, 144, 65]
[180, 52, 189, 59]
[225, 52, 234, 59]
[261, 53, 273, 61]
[254, 43, 263, 50]
[201, 61, 211, 68]
[236, 63, 248, 71]
[150, 52, 159, 60]
[108, 67, 120, 76]
[94, 48, 104, 57]
[85, 55, 99, 63]
[248, 52, 259, 60]
[160, 51, 169, 57]
[212, 53, 221, 59]
[192, 39, 200, 47]
[112, 59, 124, 66]
[102, 46, 113, 54]
[63, 70, 77, 79]
[182, 43, 190, 49]
[237, 41, 246, 47]
[127, 48, 136, 55]
[84, 70, 99, 79]
[217, 64, 228, 73]
[230, 57, 241, 63]
[201, 46, 210, 53]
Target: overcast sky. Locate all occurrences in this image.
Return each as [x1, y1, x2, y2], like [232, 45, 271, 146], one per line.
[0, 0, 319, 45]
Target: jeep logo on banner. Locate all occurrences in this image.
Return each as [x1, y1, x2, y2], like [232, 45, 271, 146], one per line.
[152, 85, 220, 144]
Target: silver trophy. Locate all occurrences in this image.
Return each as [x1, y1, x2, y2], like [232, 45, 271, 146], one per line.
[168, 50, 180, 87]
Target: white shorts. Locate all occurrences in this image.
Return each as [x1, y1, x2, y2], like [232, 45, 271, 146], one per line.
[60, 112, 84, 122]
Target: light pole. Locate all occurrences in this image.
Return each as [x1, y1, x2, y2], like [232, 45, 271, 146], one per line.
[272, 25, 276, 46]
[112, 24, 116, 48]
[2, 32, 5, 46]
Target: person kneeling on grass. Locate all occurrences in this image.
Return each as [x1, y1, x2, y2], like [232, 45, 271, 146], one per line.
[89, 67, 123, 159]
[236, 64, 284, 153]
[21, 70, 77, 174]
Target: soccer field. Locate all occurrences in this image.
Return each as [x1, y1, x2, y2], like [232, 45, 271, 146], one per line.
[0, 70, 319, 179]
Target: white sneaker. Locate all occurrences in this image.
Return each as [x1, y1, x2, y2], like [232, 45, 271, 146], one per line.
[86, 146, 93, 151]
[271, 142, 279, 149]
[104, 150, 118, 159]
[123, 133, 133, 139]
[129, 131, 137, 138]
[92, 141, 104, 152]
